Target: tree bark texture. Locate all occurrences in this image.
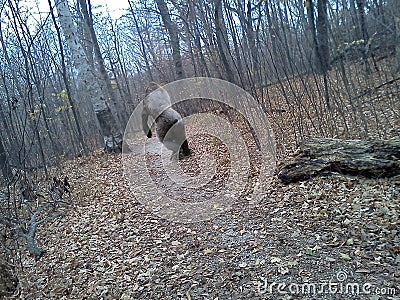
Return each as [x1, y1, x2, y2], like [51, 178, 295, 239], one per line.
[214, 0, 236, 83]
[0, 138, 12, 180]
[278, 138, 400, 183]
[316, 0, 330, 74]
[55, 0, 122, 151]
[78, 0, 127, 126]
[388, 0, 400, 72]
[154, 0, 185, 80]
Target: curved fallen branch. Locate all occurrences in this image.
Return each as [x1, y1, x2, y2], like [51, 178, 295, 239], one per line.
[19, 206, 65, 260]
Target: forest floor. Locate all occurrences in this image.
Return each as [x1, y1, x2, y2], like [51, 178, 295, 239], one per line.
[11, 133, 400, 299]
[7, 65, 400, 299]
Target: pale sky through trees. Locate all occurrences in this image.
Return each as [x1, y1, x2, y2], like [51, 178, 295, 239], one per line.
[23, 0, 128, 20]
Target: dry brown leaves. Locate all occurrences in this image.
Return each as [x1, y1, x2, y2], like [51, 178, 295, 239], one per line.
[10, 146, 399, 300]
[9, 67, 400, 299]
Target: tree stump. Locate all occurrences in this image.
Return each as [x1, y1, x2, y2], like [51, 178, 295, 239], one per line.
[277, 138, 400, 183]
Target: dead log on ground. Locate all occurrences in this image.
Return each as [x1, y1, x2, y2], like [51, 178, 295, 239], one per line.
[278, 138, 400, 183]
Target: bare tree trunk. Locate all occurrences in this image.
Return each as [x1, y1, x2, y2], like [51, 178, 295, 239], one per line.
[316, 0, 330, 74]
[396, 6, 400, 73]
[239, 0, 259, 78]
[307, 0, 330, 75]
[154, 0, 185, 80]
[306, 0, 318, 68]
[128, 0, 154, 81]
[356, 0, 369, 41]
[349, 0, 361, 39]
[78, 0, 127, 127]
[0, 138, 12, 180]
[316, 0, 331, 109]
[214, 0, 236, 83]
[106, 17, 135, 113]
[265, 1, 279, 70]
[188, 1, 211, 77]
[388, 0, 400, 72]
[356, 0, 374, 73]
[48, 0, 87, 155]
[55, 0, 122, 151]
[224, 4, 244, 84]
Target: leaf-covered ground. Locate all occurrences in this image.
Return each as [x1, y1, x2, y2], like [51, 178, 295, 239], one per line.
[9, 68, 400, 299]
[11, 135, 400, 299]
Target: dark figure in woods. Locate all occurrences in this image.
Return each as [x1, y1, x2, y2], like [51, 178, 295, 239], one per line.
[141, 83, 191, 158]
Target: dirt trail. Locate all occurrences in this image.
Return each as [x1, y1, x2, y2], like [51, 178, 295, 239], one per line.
[14, 147, 400, 299]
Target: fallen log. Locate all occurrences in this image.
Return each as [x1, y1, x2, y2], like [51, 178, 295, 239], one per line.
[277, 138, 400, 183]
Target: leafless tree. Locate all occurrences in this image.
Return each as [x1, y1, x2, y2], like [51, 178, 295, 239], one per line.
[54, 0, 123, 152]
[154, 0, 185, 80]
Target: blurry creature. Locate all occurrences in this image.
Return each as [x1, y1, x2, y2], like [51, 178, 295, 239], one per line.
[141, 83, 190, 158]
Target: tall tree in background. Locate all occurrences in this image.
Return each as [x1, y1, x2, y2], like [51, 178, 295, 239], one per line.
[316, 0, 330, 74]
[356, 0, 369, 42]
[48, 0, 87, 156]
[214, 0, 236, 83]
[0, 138, 12, 180]
[78, 0, 128, 126]
[128, 0, 154, 82]
[307, 0, 330, 74]
[55, 0, 123, 151]
[235, 0, 259, 79]
[154, 0, 185, 80]
[356, 0, 372, 73]
[305, 0, 331, 109]
[0, 0, 398, 161]
[388, 0, 400, 72]
[306, 0, 318, 69]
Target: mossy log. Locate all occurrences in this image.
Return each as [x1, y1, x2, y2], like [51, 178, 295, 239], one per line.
[278, 138, 400, 183]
